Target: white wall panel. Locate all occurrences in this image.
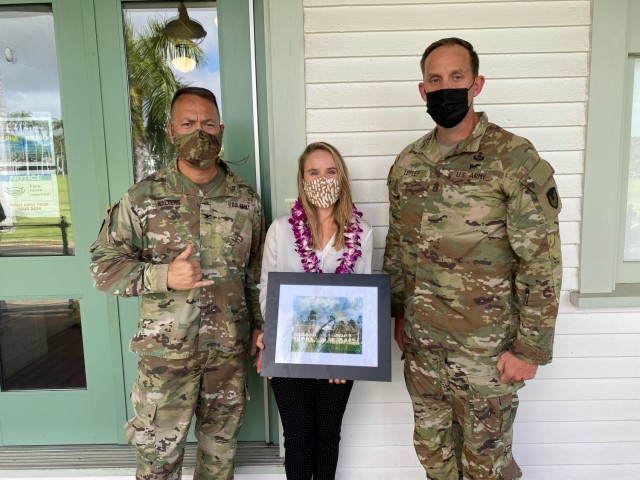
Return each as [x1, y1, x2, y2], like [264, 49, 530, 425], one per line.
[534, 357, 640, 378]
[343, 402, 415, 425]
[372, 249, 384, 271]
[521, 465, 638, 480]
[558, 198, 581, 221]
[517, 400, 640, 422]
[512, 442, 640, 464]
[305, 27, 590, 58]
[347, 399, 640, 424]
[306, 78, 587, 108]
[306, 0, 565, 5]
[543, 151, 584, 175]
[344, 156, 396, 179]
[306, 53, 588, 83]
[518, 378, 640, 400]
[557, 311, 640, 332]
[307, 103, 586, 133]
[371, 226, 388, 249]
[304, 2, 589, 32]
[552, 334, 640, 357]
[560, 221, 580, 244]
[308, 129, 584, 159]
[341, 424, 414, 446]
[299, 0, 639, 477]
[342, 420, 640, 446]
[358, 203, 391, 226]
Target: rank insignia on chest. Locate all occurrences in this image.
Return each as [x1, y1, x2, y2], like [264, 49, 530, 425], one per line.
[470, 151, 484, 169]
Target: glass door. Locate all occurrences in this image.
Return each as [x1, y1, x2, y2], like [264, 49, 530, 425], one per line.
[95, 0, 269, 443]
[0, 0, 124, 444]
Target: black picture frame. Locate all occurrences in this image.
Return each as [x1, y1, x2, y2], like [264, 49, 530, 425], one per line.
[261, 272, 391, 382]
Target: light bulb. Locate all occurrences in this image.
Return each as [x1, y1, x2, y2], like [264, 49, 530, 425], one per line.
[171, 56, 196, 73]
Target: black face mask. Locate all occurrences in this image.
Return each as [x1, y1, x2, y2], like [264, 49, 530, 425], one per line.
[425, 83, 474, 128]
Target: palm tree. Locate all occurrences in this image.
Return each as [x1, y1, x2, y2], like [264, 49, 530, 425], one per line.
[52, 119, 65, 174]
[124, 15, 205, 181]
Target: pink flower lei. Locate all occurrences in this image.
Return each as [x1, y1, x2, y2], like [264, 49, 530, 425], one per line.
[289, 198, 363, 274]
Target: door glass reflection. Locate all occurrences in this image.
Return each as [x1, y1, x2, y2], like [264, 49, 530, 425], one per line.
[625, 58, 640, 261]
[0, 299, 86, 391]
[0, 6, 73, 257]
[122, 1, 220, 181]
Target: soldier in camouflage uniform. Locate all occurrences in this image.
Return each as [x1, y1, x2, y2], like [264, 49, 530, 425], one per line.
[383, 38, 562, 479]
[90, 87, 264, 480]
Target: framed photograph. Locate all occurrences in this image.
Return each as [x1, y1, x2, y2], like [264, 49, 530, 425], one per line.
[261, 272, 391, 382]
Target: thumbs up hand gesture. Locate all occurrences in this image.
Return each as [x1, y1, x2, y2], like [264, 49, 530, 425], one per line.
[167, 244, 215, 290]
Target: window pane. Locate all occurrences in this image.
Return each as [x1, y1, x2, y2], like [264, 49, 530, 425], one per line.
[0, 6, 73, 257]
[122, 1, 220, 182]
[625, 58, 640, 261]
[0, 299, 86, 391]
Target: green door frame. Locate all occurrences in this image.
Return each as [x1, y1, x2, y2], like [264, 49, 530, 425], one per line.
[0, 0, 125, 444]
[0, 0, 303, 447]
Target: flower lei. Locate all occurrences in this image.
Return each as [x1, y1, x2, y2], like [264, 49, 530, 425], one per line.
[289, 198, 363, 274]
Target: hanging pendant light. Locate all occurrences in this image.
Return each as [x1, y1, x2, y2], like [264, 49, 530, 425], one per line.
[163, 2, 206, 73]
[163, 2, 207, 42]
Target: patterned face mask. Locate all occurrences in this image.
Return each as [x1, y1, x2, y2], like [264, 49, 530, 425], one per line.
[303, 177, 340, 209]
[172, 129, 223, 169]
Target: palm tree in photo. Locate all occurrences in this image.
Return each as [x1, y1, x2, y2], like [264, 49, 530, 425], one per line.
[124, 15, 205, 181]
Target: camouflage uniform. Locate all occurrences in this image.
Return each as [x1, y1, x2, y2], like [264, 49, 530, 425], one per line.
[383, 113, 562, 480]
[90, 159, 264, 480]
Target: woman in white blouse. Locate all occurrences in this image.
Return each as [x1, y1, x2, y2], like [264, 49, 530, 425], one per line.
[254, 141, 373, 480]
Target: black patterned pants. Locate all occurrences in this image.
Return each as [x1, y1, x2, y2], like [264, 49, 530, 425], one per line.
[271, 377, 354, 480]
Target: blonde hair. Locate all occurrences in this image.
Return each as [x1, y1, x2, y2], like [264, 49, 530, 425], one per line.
[297, 142, 354, 251]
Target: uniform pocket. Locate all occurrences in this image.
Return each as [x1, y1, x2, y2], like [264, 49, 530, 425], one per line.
[124, 383, 158, 459]
[223, 212, 251, 269]
[471, 392, 515, 437]
[465, 364, 522, 456]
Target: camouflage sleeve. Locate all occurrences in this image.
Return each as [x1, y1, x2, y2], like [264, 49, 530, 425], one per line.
[382, 161, 406, 318]
[246, 193, 266, 330]
[505, 151, 563, 365]
[89, 194, 169, 297]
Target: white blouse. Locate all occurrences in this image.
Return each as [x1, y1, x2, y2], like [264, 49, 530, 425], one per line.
[258, 214, 374, 317]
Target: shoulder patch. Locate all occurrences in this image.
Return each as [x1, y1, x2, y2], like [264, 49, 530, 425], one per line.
[546, 187, 559, 209]
[518, 159, 561, 220]
[525, 159, 554, 193]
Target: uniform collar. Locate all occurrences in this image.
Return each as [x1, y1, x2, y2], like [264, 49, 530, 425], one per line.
[413, 112, 489, 163]
[166, 157, 239, 198]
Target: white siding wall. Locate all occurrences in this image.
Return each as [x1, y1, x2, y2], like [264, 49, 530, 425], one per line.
[302, 1, 640, 479]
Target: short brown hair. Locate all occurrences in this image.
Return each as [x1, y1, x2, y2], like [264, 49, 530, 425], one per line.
[170, 87, 219, 114]
[420, 37, 479, 77]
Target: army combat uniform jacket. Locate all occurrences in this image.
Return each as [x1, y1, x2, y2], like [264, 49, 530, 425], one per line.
[383, 113, 562, 365]
[90, 159, 264, 359]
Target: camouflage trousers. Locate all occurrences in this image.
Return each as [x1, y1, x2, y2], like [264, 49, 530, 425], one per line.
[125, 349, 248, 480]
[404, 347, 523, 480]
